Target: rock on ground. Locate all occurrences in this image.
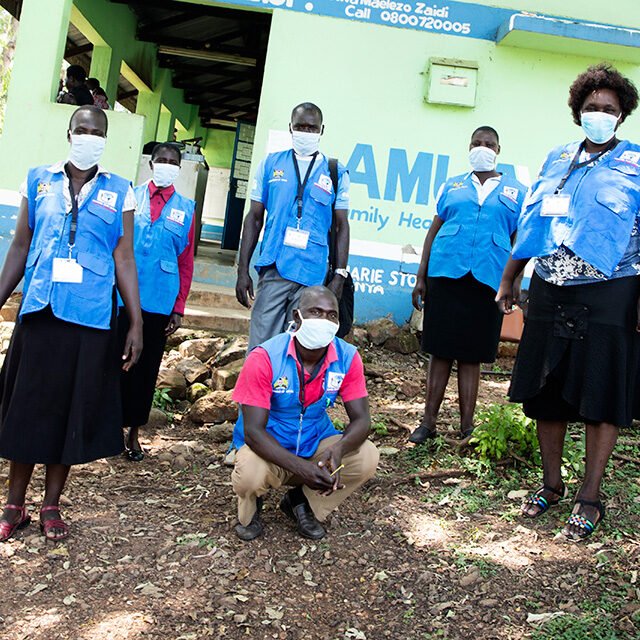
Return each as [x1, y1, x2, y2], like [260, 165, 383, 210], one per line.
[178, 338, 225, 361]
[190, 391, 238, 424]
[365, 316, 400, 346]
[145, 408, 169, 429]
[216, 338, 247, 367]
[213, 359, 244, 391]
[156, 368, 187, 400]
[187, 382, 209, 403]
[384, 329, 420, 354]
[208, 421, 235, 443]
[176, 356, 209, 384]
[398, 379, 422, 398]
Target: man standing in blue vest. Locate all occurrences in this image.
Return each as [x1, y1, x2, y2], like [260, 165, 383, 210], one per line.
[235, 103, 351, 350]
[231, 286, 378, 541]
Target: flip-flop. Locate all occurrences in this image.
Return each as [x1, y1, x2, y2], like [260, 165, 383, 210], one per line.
[40, 506, 70, 541]
[562, 499, 605, 541]
[522, 482, 568, 518]
[0, 504, 30, 542]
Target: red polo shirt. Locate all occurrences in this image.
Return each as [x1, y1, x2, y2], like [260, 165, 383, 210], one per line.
[149, 181, 195, 315]
[232, 336, 368, 409]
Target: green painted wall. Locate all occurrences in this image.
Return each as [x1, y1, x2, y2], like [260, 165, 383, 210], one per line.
[204, 129, 236, 169]
[250, 8, 640, 248]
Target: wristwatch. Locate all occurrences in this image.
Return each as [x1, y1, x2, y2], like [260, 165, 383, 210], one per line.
[334, 268, 349, 279]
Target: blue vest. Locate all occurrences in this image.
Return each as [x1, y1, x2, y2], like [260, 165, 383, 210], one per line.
[428, 173, 526, 291]
[513, 140, 640, 276]
[132, 183, 195, 315]
[22, 165, 130, 330]
[232, 332, 357, 457]
[255, 150, 347, 286]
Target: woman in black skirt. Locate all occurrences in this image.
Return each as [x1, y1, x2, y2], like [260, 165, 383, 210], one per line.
[410, 127, 526, 443]
[498, 64, 640, 540]
[0, 106, 142, 542]
[119, 143, 195, 461]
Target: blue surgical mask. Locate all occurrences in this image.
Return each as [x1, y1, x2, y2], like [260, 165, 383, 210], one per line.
[291, 131, 321, 157]
[469, 146, 497, 172]
[580, 112, 620, 144]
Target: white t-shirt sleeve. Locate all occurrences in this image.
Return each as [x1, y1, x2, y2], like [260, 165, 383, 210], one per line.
[335, 170, 350, 210]
[19, 177, 28, 199]
[123, 185, 137, 211]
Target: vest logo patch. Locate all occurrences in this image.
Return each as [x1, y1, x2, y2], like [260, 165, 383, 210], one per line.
[273, 376, 289, 392]
[552, 151, 572, 164]
[273, 169, 284, 178]
[96, 190, 118, 210]
[168, 209, 186, 225]
[326, 372, 345, 393]
[501, 186, 519, 203]
[37, 181, 51, 196]
[616, 151, 640, 167]
[451, 181, 465, 189]
[316, 175, 332, 194]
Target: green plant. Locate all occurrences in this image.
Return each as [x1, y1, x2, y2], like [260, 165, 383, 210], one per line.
[531, 613, 624, 640]
[371, 420, 388, 436]
[332, 418, 345, 431]
[471, 403, 541, 467]
[153, 388, 173, 411]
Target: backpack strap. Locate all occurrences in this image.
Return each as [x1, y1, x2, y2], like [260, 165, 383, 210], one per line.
[328, 158, 339, 272]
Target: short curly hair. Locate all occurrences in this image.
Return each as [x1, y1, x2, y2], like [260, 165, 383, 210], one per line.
[568, 63, 639, 125]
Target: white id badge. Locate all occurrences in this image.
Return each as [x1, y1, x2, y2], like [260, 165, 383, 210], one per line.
[52, 258, 83, 283]
[540, 194, 571, 217]
[283, 227, 310, 250]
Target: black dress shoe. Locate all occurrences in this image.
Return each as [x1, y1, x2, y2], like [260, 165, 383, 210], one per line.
[409, 424, 437, 444]
[234, 497, 263, 541]
[279, 491, 326, 540]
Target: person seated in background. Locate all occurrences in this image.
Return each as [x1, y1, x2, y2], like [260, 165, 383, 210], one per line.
[230, 285, 379, 541]
[87, 78, 111, 110]
[57, 65, 94, 106]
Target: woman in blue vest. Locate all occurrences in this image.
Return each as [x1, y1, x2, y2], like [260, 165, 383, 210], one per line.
[119, 143, 195, 461]
[0, 106, 142, 542]
[411, 127, 526, 444]
[498, 64, 640, 540]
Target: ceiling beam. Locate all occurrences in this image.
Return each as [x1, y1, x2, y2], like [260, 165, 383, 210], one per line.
[136, 11, 196, 38]
[65, 42, 93, 58]
[157, 45, 256, 67]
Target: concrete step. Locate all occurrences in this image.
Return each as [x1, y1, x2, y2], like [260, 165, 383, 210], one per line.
[186, 282, 244, 310]
[182, 303, 250, 335]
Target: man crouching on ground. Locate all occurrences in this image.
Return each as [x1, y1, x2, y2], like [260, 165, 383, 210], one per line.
[231, 285, 379, 540]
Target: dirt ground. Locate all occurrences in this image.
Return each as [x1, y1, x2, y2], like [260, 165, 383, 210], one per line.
[1, 343, 639, 640]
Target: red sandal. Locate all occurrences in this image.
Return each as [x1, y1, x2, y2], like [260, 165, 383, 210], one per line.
[0, 504, 31, 542]
[40, 506, 69, 541]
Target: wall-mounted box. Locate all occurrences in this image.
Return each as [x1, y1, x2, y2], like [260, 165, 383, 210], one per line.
[425, 58, 478, 108]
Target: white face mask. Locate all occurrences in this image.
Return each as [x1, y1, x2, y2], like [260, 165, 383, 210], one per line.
[293, 311, 339, 350]
[68, 133, 106, 171]
[469, 146, 497, 172]
[153, 162, 180, 188]
[291, 131, 321, 157]
[580, 111, 620, 144]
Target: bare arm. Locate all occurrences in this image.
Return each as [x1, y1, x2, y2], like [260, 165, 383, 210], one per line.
[235, 200, 265, 308]
[496, 256, 530, 314]
[411, 215, 444, 310]
[326, 208, 350, 299]
[242, 404, 335, 491]
[0, 198, 33, 308]
[114, 209, 143, 370]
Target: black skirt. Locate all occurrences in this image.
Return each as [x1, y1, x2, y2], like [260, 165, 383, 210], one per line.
[422, 273, 502, 363]
[0, 306, 123, 465]
[510, 273, 640, 428]
[118, 310, 169, 428]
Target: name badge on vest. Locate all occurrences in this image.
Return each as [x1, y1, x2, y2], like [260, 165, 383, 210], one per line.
[284, 227, 309, 250]
[540, 194, 570, 217]
[96, 190, 118, 210]
[52, 258, 83, 283]
[168, 209, 186, 225]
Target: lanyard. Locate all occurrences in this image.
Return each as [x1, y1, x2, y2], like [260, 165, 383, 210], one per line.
[292, 152, 318, 224]
[64, 165, 80, 256]
[555, 138, 618, 194]
[295, 343, 325, 415]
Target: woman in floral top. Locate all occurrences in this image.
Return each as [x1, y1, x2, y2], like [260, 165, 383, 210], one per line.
[497, 64, 640, 541]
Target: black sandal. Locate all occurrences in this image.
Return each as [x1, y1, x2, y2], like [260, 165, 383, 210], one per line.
[409, 424, 437, 444]
[521, 482, 567, 518]
[124, 447, 144, 462]
[562, 499, 605, 541]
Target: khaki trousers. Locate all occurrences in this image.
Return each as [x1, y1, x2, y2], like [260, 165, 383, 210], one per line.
[232, 435, 380, 526]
